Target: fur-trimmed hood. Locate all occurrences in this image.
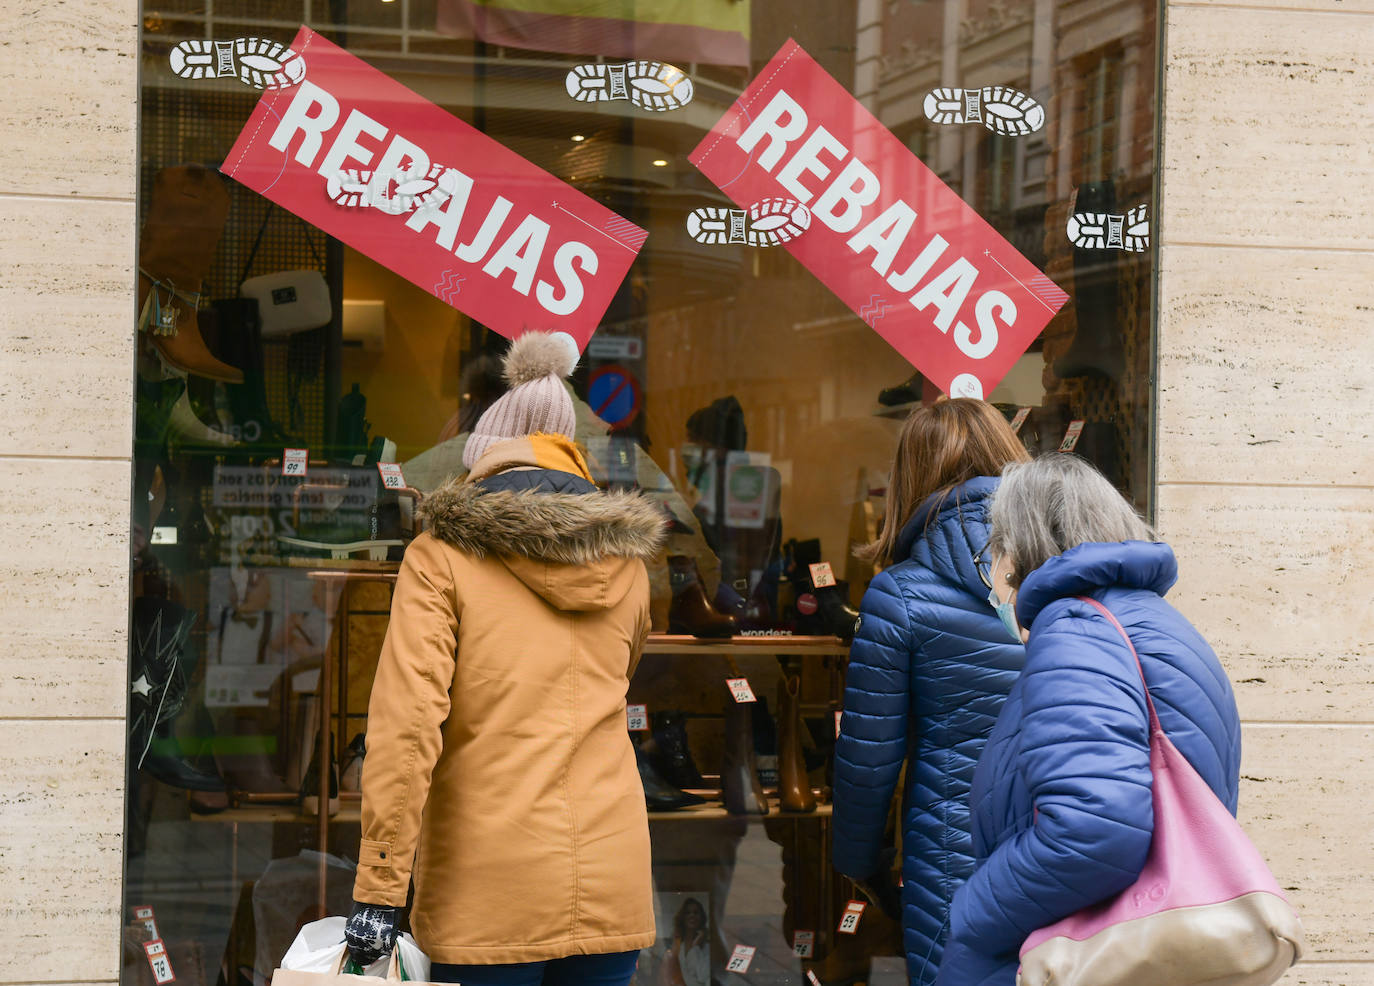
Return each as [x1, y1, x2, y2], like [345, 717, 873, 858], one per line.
[420, 481, 667, 566]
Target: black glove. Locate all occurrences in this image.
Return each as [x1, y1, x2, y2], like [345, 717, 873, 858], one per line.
[854, 846, 902, 921]
[345, 900, 399, 967]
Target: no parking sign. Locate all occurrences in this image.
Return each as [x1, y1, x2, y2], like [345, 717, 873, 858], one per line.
[588, 364, 642, 430]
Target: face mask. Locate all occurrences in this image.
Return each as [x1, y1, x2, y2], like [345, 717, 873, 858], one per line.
[988, 584, 1023, 643]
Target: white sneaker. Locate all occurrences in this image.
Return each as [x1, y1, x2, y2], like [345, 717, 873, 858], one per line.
[327, 165, 454, 213]
[1066, 203, 1150, 252]
[923, 85, 1045, 136]
[170, 37, 306, 90]
[564, 60, 694, 112]
[687, 197, 812, 247]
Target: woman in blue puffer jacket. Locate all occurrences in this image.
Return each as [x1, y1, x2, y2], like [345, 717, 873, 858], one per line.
[937, 454, 1242, 986]
[833, 398, 1030, 986]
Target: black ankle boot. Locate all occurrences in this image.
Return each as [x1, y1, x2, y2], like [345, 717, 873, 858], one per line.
[635, 738, 705, 810]
[649, 711, 706, 789]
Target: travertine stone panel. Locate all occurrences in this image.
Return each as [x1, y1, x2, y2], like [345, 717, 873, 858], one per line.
[1178, 0, 1374, 11]
[0, 198, 136, 458]
[1280, 965, 1374, 985]
[0, 0, 137, 198]
[0, 719, 124, 981]
[1162, 7, 1374, 249]
[0, 458, 130, 718]
[1156, 245, 1374, 486]
[1240, 725, 1374, 959]
[1156, 484, 1374, 722]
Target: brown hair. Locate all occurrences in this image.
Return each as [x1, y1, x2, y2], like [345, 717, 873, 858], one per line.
[857, 398, 1031, 567]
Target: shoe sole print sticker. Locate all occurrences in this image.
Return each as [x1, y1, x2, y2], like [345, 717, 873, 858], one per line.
[170, 38, 306, 90]
[923, 85, 1045, 136]
[565, 60, 694, 112]
[687, 197, 812, 247]
[327, 164, 457, 214]
[1067, 203, 1150, 252]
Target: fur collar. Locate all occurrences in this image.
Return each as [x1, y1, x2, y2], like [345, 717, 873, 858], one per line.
[419, 480, 667, 564]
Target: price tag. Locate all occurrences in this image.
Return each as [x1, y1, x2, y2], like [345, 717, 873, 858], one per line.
[807, 973, 823, 986]
[726, 944, 756, 973]
[726, 678, 757, 703]
[133, 905, 159, 939]
[626, 703, 649, 732]
[144, 940, 176, 984]
[377, 462, 407, 490]
[792, 929, 815, 957]
[808, 561, 837, 588]
[282, 448, 309, 477]
[837, 899, 867, 935]
[1010, 407, 1031, 433]
[834, 709, 843, 739]
[1058, 420, 1085, 453]
[150, 527, 178, 545]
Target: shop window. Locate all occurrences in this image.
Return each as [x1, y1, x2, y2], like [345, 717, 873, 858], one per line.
[125, 1, 1160, 982]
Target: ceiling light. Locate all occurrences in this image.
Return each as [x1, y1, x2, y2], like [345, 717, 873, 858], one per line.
[652, 159, 669, 167]
[571, 134, 586, 142]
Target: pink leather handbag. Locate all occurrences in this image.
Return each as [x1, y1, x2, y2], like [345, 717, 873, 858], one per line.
[1016, 597, 1305, 986]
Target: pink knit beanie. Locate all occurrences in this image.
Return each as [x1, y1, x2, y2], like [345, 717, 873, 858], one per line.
[463, 331, 580, 470]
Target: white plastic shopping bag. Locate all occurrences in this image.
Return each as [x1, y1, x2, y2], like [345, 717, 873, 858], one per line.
[277, 917, 433, 984]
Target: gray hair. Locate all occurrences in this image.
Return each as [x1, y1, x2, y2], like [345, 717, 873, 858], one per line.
[989, 454, 1157, 588]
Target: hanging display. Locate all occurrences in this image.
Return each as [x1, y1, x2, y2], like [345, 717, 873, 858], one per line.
[222, 26, 647, 346]
[689, 40, 1068, 399]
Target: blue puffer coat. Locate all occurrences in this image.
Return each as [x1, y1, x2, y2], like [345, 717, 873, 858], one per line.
[937, 541, 1242, 986]
[833, 477, 1026, 986]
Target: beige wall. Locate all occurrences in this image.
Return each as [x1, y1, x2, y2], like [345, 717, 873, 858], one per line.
[0, 0, 1370, 981]
[1156, 0, 1374, 982]
[0, 0, 138, 980]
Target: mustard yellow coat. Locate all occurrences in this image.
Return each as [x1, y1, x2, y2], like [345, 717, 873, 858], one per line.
[354, 436, 665, 964]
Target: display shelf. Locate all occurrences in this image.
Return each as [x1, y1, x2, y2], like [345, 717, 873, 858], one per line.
[871, 400, 919, 419]
[644, 634, 848, 656]
[195, 798, 832, 825]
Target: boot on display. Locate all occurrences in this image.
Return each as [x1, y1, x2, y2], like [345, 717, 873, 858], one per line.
[634, 738, 706, 811]
[788, 539, 860, 641]
[777, 675, 817, 813]
[1054, 180, 1127, 380]
[722, 692, 769, 816]
[648, 710, 707, 790]
[138, 165, 243, 383]
[667, 555, 738, 638]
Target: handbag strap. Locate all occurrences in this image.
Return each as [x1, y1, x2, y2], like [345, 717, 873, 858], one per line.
[1075, 595, 1162, 735]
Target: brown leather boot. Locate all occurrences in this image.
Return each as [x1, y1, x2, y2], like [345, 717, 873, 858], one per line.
[668, 555, 738, 638]
[138, 165, 243, 382]
[778, 674, 817, 813]
[722, 689, 769, 815]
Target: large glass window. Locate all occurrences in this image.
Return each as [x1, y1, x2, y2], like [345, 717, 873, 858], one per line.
[125, 1, 1158, 982]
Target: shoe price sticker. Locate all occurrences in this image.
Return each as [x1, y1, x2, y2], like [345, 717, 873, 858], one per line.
[808, 561, 837, 589]
[133, 905, 159, 939]
[837, 900, 867, 934]
[793, 929, 816, 957]
[726, 945, 756, 973]
[626, 703, 649, 732]
[150, 526, 179, 545]
[376, 462, 407, 490]
[1058, 420, 1085, 453]
[727, 677, 757, 704]
[1010, 407, 1031, 434]
[144, 940, 176, 984]
[282, 448, 309, 477]
[807, 973, 823, 986]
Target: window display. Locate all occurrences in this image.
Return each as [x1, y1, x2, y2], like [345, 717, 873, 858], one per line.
[125, 0, 1160, 983]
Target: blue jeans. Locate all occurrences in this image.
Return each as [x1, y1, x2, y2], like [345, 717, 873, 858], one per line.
[429, 950, 640, 986]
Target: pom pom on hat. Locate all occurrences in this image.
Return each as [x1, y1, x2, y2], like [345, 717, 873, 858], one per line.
[462, 331, 580, 471]
[503, 331, 579, 387]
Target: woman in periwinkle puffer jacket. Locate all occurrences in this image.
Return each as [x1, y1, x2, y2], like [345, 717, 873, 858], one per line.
[832, 398, 1030, 986]
[936, 454, 1241, 986]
